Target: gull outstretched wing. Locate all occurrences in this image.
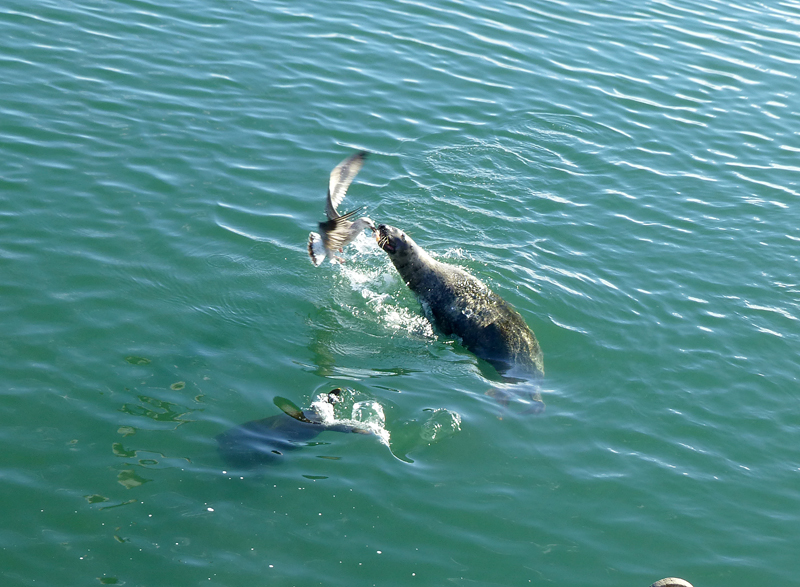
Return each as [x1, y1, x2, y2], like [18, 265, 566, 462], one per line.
[325, 151, 368, 219]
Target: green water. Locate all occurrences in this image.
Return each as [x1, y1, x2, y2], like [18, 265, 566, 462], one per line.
[2, 0, 798, 586]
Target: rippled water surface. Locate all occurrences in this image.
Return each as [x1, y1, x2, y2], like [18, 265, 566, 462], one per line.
[2, 0, 799, 585]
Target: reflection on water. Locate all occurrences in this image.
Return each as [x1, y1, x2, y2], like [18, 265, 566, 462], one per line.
[119, 395, 197, 427]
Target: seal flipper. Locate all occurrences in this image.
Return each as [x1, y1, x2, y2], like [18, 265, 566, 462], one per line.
[274, 396, 315, 423]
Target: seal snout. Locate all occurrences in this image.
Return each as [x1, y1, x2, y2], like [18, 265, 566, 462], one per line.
[376, 224, 396, 253]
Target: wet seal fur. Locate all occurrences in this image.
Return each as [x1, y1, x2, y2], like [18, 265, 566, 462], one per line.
[376, 224, 544, 412]
[216, 389, 371, 469]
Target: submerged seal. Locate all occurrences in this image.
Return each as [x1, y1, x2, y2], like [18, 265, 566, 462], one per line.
[216, 389, 371, 468]
[308, 151, 376, 266]
[376, 224, 544, 411]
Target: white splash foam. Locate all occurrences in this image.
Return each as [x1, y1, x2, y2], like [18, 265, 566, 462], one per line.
[311, 392, 391, 447]
[335, 239, 436, 339]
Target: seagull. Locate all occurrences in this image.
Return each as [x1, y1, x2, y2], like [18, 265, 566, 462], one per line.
[307, 151, 376, 266]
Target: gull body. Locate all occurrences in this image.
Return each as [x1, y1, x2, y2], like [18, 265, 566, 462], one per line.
[308, 151, 375, 266]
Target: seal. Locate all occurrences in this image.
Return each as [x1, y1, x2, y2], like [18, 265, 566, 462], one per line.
[216, 389, 371, 468]
[307, 151, 376, 266]
[376, 224, 544, 411]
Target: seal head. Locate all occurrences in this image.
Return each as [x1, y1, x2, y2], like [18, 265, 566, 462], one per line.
[376, 224, 437, 290]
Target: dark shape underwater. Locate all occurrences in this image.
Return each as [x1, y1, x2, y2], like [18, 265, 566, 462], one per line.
[215, 389, 371, 469]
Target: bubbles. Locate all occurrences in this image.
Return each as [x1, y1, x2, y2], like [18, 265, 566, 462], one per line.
[352, 400, 386, 427]
[419, 409, 462, 443]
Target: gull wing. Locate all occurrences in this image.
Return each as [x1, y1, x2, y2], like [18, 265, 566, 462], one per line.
[319, 208, 362, 250]
[325, 151, 368, 219]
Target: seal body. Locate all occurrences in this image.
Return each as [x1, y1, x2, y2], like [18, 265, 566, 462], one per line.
[377, 224, 543, 382]
[216, 390, 369, 469]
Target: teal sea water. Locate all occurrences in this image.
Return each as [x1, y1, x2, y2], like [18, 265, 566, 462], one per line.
[1, 0, 798, 585]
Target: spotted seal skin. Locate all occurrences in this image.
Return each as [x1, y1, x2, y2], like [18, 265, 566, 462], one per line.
[377, 224, 544, 411]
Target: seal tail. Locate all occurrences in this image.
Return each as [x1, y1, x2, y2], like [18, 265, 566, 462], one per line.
[308, 232, 325, 266]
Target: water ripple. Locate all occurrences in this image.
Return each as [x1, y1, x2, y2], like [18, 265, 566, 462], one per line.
[3, 0, 800, 585]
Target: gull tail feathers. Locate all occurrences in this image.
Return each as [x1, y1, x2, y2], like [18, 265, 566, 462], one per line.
[307, 232, 326, 266]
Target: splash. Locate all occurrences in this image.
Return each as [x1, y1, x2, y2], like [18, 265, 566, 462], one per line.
[335, 232, 436, 339]
[310, 390, 391, 448]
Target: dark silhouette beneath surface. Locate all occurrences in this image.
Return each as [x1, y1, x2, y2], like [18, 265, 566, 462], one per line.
[216, 390, 371, 469]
